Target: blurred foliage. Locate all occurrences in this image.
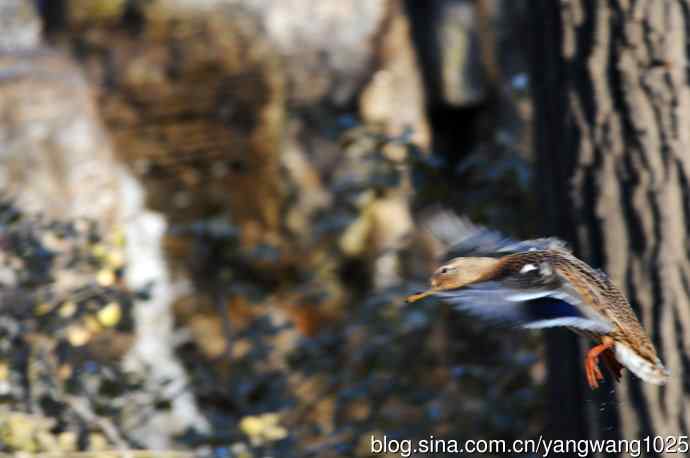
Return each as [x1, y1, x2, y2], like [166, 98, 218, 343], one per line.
[0, 124, 542, 457]
[0, 198, 139, 453]
[163, 128, 544, 457]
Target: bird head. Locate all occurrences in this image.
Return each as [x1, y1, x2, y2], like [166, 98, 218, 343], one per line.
[431, 257, 500, 289]
[407, 256, 500, 303]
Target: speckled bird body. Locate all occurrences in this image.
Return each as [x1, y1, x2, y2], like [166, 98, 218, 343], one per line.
[407, 229, 669, 388]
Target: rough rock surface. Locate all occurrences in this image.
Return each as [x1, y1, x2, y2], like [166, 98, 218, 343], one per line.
[0, 2, 208, 448]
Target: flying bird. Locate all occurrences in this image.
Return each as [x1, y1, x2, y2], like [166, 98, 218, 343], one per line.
[407, 227, 669, 389]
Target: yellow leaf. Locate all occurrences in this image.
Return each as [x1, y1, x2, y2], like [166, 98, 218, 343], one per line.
[263, 423, 288, 442]
[239, 413, 287, 445]
[96, 269, 115, 287]
[239, 416, 264, 438]
[91, 244, 107, 259]
[97, 302, 122, 327]
[112, 227, 126, 247]
[58, 301, 78, 318]
[66, 326, 91, 346]
[84, 315, 103, 333]
[107, 250, 125, 269]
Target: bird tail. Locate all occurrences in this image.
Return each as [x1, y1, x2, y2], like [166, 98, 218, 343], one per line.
[614, 344, 670, 385]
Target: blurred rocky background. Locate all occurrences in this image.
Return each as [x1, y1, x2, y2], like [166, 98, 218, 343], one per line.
[0, 0, 538, 456]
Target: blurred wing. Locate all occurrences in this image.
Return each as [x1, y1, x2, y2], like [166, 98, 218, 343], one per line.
[437, 280, 614, 334]
[497, 237, 570, 254]
[420, 208, 479, 248]
[421, 208, 570, 260]
[442, 230, 570, 262]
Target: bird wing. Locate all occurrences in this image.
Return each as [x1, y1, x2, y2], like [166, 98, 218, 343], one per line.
[421, 209, 570, 260]
[442, 229, 570, 261]
[437, 259, 614, 334]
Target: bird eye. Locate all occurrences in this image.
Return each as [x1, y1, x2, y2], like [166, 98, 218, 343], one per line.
[440, 267, 448, 274]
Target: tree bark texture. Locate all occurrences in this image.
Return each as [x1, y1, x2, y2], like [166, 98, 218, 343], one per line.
[530, 0, 690, 448]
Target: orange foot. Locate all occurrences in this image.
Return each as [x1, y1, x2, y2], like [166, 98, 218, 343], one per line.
[585, 338, 615, 389]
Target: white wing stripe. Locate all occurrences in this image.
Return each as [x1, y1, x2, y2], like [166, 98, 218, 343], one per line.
[520, 264, 537, 274]
[522, 317, 611, 334]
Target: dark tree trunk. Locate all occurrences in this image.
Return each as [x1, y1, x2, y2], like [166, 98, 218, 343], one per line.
[530, 0, 690, 449]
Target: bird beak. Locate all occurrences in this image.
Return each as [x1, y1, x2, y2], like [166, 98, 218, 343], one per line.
[406, 288, 436, 303]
